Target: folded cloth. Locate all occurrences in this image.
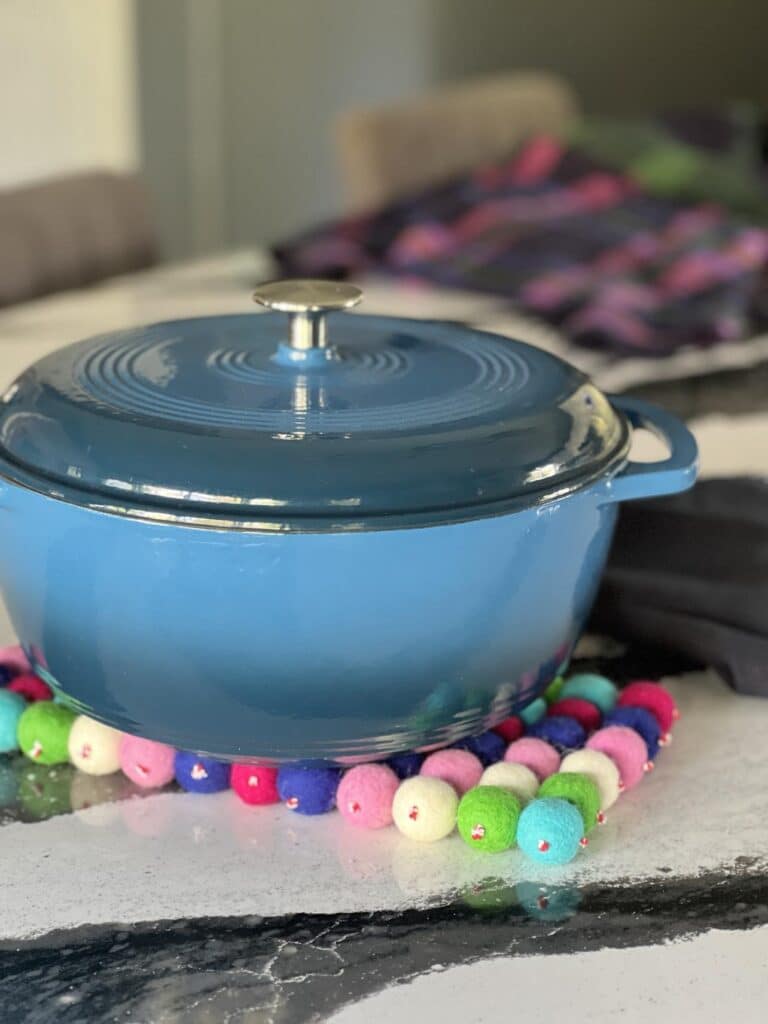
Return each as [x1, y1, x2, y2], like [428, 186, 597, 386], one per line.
[591, 477, 768, 696]
[275, 134, 768, 356]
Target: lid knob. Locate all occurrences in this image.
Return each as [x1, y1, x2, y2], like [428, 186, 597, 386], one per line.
[253, 279, 363, 351]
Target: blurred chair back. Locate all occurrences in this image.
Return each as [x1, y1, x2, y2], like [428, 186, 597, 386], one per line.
[0, 171, 157, 308]
[336, 72, 579, 212]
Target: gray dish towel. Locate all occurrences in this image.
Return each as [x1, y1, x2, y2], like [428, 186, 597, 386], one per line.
[590, 477, 768, 696]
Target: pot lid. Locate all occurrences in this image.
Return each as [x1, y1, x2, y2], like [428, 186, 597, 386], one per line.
[0, 280, 630, 530]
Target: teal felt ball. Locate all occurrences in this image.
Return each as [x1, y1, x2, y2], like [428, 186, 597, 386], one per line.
[560, 673, 618, 714]
[0, 689, 26, 753]
[517, 797, 585, 865]
[537, 771, 601, 833]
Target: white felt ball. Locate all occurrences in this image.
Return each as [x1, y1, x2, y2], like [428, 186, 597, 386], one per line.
[480, 761, 539, 804]
[67, 715, 123, 776]
[561, 749, 621, 810]
[392, 775, 458, 842]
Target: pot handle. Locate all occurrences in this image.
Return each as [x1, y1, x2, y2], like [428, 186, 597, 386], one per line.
[602, 395, 698, 503]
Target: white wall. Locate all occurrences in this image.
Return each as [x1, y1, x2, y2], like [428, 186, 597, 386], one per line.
[0, 0, 138, 189]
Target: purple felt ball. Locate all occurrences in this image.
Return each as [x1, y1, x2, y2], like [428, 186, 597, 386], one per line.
[174, 751, 231, 794]
[605, 706, 661, 761]
[388, 752, 424, 779]
[454, 731, 506, 767]
[277, 764, 341, 815]
[527, 715, 586, 753]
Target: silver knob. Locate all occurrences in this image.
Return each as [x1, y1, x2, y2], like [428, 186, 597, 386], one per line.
[253, 279, 363, 351]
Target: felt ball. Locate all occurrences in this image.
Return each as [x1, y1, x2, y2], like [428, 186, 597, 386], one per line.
[527, 715, 586, 753]
[230, 764, 280, 806]
[560, 749, 621, 811]
[0, 645, 30, 675]
[480, 761, 539, 803]
[492, 715, 524, 743]
[277, 764, 341, 815]
[17, 701, 75, 765]
[454, 730, 506, 767]
[337, 763, 399, 829]
[6, 673, 53, 703]
[504, 737, 560, 781]
[547, 697, 601, 734]
[560, 673, 618, 714]
[0, 665, 15, 687]
[0, 689, 26, 753]
[420, 748, 483, 795]
[618, 681, 678, 737]
[17, 763, 74, 820]
[586, 725, 647, 791]
[387, 752, 424, 779]
[119, 735, 176, 789]
[605, 706, 661, 761]
[538, 771, 602, 833]
[175, 751, 231, 794]
[392, 775, 458, 842]
[543, 675, 566, 705]
[519, 698, 547, 726]
[517, 797, 585, 865]
[67, 715, 123, 775]
[457, 785, 521, 852]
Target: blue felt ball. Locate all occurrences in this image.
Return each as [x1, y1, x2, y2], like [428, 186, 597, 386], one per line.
[560, 673, 617, 714]
[517, 798, 584, 865]
[387, 752, 424, 780]
[0, 689, 26, 754]
[174, 752, 231, 794]
[454, 730, 506, 767]
[519, 698, 547, 727]
[605, 706, 661, 760]
[277, 764, 341, 815]
[527, 715, 586, 753]
[0, 665, 15, 687]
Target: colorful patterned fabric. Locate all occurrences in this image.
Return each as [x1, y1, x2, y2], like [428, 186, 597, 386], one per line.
[275, 134, 768, 356]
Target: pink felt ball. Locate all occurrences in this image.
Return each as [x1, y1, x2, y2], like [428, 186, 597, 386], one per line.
[119, 735, 176, 789]
[0, 645, 30, 675]
[7, 674, 53, 703]
[230, 764, 280, 806]
[586, 725, 647, 791]
[618, 681, 678, 738]
[493, 716, 524, 743]
[504, 737, 560, 781]
[420, 748, 483, 795]
[337, 763, 400, 829]
[547, 698, 601, 734]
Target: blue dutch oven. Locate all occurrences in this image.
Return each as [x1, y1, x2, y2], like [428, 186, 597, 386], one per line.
[0, 281, 697, 761]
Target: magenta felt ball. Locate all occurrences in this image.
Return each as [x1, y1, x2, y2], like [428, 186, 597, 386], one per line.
[119, 735, 176, 789]
[231, 764, 280, 806]
[493, 716, 524, 743]
[586, 726, 647, 791]
[618, 681, 678, 737]
[420, 749, 483, 795]
[337, 764, 399, 829]
[7, 674, 53, 702]
[547, 698, 601, 734]
[504, 737, 560, 781]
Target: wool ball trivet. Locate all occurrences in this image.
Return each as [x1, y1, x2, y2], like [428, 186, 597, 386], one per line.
[230, 764, 280, 806]
[457, 785, 521, 852]
[517, 797, 585, 865]
[119, 735, 176, 789]
[337, 763, 399, 829]
[0, 689, 26, 753]
[586, 725, 647, 791]
[277, 764, 341, 815]
[175, 751, 231, 794]
[67, 715, 123, 775]
[480, 761, 539, 803]
[538, 771, 601, 833]
[392, 775, 458, 842]
[504, 737, 560, 780]
[420, 749, 483, 795]
[560, 673, 618, 714]
[560, 749, 621, 812]
[17, 702, 75, 765]
[547, 697, 601, 734]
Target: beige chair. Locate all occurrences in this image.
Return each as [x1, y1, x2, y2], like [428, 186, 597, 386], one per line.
[0, 171, 157, 308]
[335, 72, 579, 213]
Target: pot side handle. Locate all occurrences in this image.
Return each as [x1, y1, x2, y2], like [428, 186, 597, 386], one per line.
[602, 395, 698, 503]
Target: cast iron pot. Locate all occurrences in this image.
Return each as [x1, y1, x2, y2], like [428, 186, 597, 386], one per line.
[0, 281, 697, 760]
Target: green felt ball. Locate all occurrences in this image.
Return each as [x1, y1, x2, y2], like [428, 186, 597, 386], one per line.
[537, 771, 602, 833]
[457, 785, 521, 853]
[543, 676, 565, 705]
[17, 702, 76, 765]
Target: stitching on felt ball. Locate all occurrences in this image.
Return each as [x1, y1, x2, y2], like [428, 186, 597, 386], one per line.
[471, 823, 486, 841]
[408, 805, 419, 821]
[191, 763, 208, 781]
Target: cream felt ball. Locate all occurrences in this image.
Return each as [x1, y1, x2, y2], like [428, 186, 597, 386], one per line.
[392, 775, 458, 842]
[420, 748, 483, 795]
[480, 761, 539, 803]
[67, 716, 123, 776]
[337, 763, 399, 829]
[119, 734, 176, 789]
[503, 737, 560, 780]
[560, 748, 621, 811]
[586, 725, 647, 791]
